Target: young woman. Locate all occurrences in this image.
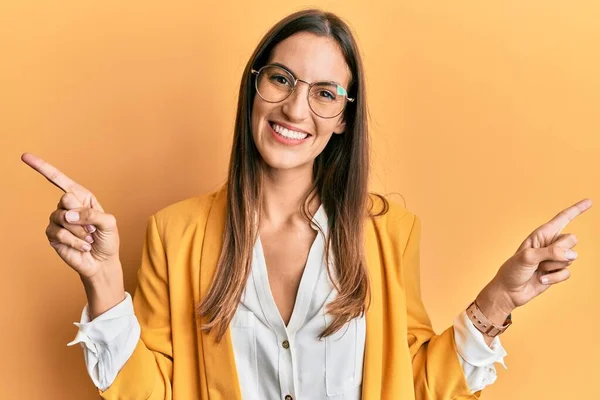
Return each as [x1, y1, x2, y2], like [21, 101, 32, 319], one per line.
[23, 9, 591, 400]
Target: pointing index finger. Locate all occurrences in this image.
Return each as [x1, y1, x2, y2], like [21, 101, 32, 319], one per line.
[21, 152, 81, 193]
[548, 198, 593, 232]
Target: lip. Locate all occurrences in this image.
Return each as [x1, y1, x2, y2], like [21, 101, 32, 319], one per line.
[269, 120, 310, 135]
[267, 121, 311, 146]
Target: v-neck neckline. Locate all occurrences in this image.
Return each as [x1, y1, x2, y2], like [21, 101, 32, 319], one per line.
[252, 203, 328, 337]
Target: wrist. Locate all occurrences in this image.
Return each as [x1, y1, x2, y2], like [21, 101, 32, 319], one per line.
[475, 280, 514, 326]
[81, 261, 126, 320]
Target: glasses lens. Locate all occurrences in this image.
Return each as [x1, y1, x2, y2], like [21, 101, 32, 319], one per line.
[256, 66, 294, 103]
[309, 83, 346, 118]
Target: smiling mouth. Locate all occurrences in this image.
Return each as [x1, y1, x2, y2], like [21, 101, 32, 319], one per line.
[269, 121, 310, 140]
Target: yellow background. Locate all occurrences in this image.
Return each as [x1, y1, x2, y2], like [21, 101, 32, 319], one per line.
[2, 1, 599, 398]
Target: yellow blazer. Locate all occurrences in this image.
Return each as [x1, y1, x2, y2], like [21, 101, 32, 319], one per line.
[99, 186, 481, 399]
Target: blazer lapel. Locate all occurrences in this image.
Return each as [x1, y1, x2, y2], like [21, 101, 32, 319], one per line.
[197, 186, 242, 400]
[361, 216, 384, 400]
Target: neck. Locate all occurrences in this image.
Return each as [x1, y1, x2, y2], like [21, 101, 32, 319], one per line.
[260, 164, 320, 228]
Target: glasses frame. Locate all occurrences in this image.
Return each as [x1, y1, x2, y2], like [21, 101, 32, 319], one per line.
[250, 64, 355, 119]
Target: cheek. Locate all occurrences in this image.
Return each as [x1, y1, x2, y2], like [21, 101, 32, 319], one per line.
[251, 96, 273, 137]
[314, 119, 341, 139]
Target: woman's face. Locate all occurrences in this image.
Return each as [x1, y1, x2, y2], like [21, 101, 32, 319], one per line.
[251, 32, 351, 172]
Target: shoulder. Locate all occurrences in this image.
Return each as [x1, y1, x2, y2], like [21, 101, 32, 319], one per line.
[368, 192, 417, 227]
[367, 193, 420, 252]
[151, 185, 226, 235]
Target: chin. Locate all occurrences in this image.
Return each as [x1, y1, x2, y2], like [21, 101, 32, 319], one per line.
[259, 150, 312, 171]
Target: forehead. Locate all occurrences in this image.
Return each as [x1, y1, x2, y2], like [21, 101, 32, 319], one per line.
[268, 32, 351, 87]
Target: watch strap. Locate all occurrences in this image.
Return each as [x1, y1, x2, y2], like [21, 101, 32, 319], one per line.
[466, 300, 512, 338]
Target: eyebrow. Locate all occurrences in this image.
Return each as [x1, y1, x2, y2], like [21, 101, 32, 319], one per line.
[271, 62, 297, 77]
[270, 62, 345, 88]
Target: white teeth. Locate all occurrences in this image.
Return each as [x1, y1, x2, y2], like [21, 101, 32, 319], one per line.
[272, 123, 308, 140]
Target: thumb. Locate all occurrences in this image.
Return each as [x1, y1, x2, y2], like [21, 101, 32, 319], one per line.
[541, 245, 578, 264]
[65, 208, 117, 232]
[519, 246, 578, 267]
[58, 193, 98, 234]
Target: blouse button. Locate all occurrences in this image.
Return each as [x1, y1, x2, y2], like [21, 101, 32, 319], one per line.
[282, 340, 290, 349]
[285, 395, 293, 400]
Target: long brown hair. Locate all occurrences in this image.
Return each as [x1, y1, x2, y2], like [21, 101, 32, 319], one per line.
[197, 9, 388, 341]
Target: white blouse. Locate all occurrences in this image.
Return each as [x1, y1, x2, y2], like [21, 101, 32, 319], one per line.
[69, 205, 507, 398]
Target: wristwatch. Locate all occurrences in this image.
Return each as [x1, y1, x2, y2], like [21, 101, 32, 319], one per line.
[466, 300, 512, 338]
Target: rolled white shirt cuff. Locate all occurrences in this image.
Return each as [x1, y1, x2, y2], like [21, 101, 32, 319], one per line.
[453, 309, 508, 393]
[67, 292, 140, 390]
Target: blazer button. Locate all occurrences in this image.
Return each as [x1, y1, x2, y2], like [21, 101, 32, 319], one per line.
[282, 340, 290, 349]
[285, 396, 293, 400]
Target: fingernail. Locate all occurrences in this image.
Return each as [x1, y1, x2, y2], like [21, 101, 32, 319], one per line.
[566, 250, 578, 260]
[541, 276, 549, 284]
[82, 244, 91, 252]
[85, 225, 96, 233]
[66, 211, 79, 222]
[84, 235, 94, 244]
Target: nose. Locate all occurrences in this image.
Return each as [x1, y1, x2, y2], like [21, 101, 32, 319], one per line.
[281, 80, 311, 122]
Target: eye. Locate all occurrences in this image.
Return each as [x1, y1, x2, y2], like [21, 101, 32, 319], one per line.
[270, 74, 291, 86]
[311, 83, 340, 103]
[317, 90, 336, 101]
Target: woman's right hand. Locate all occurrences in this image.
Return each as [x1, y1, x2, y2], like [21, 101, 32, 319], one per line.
[21, 152, 121, 280]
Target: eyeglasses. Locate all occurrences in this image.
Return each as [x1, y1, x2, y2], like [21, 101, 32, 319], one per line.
[250, 64, 354, 119]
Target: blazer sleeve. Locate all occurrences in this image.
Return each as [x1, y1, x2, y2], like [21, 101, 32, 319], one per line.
[402, 214, 482, 400]
[99, 214, 173, 399]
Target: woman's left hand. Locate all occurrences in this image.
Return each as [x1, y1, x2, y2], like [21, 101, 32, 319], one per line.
[489, 198, 593, 313]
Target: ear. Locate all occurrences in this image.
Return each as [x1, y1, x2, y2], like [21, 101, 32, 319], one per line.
[333, 119, 346, 135]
